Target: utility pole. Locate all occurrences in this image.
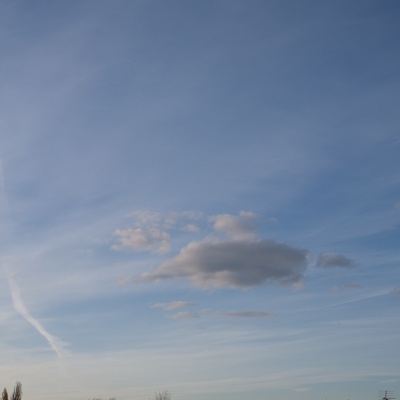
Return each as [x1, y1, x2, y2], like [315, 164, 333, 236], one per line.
[379, 390, 395, 400]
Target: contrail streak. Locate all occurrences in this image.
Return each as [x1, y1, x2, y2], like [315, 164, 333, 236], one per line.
[334, 288, 391, 305]
[8, 275, 63, 359]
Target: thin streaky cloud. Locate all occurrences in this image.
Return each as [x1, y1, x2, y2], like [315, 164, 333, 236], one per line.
[380, 378, 400, 384]
[7, 275, 65, 359]
[220, 311, 274, 318]
[168, 311, 200, 320]
[293, 387, 310, 392]
[330, 282, 361, 293]
[152, 301, 197, 310]
[326, 289, 393, 308]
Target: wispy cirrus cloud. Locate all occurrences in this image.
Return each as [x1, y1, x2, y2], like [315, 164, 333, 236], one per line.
[168, 311, 200, 320]
[7, 275, 65, 359]
[328, 288, 393, 307]
[127, 210, 204, 230]
[152, 301, 196, 310]
[330, 282, 361, 293]
[220, 311, 274, 318]
[293, 387, 310, 392]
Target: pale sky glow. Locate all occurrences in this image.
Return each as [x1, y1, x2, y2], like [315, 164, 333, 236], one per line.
[0, 1, 399, 400]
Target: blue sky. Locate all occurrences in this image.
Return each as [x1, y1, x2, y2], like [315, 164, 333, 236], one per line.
[0, 1, 399, 399]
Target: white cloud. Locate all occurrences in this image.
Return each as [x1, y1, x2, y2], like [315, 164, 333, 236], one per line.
[316, 253, 358, 269]
[113, 211, 205, 252]
[112, 228, 171, 254]
[152, 301, 196, 310]
[137, 237, 308, 288]
[210, 211, 260, 237]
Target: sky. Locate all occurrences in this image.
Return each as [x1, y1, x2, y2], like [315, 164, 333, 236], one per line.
[0, 1, 399, 400]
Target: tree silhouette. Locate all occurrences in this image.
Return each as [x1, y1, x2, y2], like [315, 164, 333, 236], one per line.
[2, 382, 22, 400]
[154, 390, 171, 400]
[11, 383, 22, 400]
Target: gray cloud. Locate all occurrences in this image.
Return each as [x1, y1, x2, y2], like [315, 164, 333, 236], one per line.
[137, 237, 309, 288]
[317, 253, 358, 269]
[221, 311, 274, 318]
[152, 301, 196, 310]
